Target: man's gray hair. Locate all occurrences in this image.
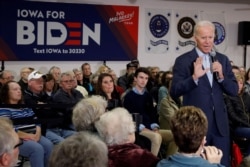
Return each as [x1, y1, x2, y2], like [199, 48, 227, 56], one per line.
[193, 20, 215, 37]
[0, 117, 16, 156]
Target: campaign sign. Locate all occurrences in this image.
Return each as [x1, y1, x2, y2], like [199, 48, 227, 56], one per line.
[0, 0, 138, 61]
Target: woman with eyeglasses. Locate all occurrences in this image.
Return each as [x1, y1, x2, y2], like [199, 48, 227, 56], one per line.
[0, 81, 53, 167]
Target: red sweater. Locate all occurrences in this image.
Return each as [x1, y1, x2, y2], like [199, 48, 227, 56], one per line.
[108, 143, 159, 167]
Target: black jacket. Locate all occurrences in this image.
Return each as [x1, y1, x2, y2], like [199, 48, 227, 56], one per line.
[224, 93, 250, 130]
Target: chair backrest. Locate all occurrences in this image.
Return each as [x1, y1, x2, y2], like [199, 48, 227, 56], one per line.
[231, 141, 243, 167]
[233, 137, 249, 156]
[132, 113, 142, 132]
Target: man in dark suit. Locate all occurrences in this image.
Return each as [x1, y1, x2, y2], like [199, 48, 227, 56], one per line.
[170, 20, 238, 167]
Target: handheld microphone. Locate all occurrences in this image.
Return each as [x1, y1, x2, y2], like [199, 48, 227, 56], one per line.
[209, 50, 220, 80]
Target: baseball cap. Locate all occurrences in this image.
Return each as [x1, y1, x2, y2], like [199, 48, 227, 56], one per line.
[126, 62, 137, 69]
[131, 59, 139, 68]
[28, 70, 46, 81]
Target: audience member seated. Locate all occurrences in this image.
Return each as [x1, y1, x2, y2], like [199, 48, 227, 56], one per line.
[147, 66, 160, 92]
[0, 70, 14, 92]
[224, 74, 250, 156]
[0, 81, 53, 167]
[96, 73, 121, 110]
[24, 71, 75, 144]
[72, 68, 84, 86]
[90, 73, 99, 95]
[24, 70, 49, 104]
[81, 63, 95, 95]
[123, 67, 177, 157]
[68, 71, 88, 98]
[157, 71, 173, 113]
[49, 131, 108, 167]
[52, 72, 83, 127]
[53, 72, 83, 104]
[150, 71, 164, 111]
[157, 106, 224, 167]
[159, 78, 179, 130]
[0, 117, 20, 167]
[95, 107, 160, 167]
[117, 62, 137, 91]
[18, 67, 34, 93]
[48, 66, 61, 90]
[43, 73, 57, 97]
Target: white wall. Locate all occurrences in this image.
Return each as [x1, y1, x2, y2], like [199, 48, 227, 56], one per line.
[4, 0, 250, 79]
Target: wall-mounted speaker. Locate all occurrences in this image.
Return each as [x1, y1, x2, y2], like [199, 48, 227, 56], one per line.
[238, 21, 250, 45]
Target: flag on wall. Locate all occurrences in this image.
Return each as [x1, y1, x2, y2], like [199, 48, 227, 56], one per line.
[173, 10, 199, 55]
[200, 12, 227, 53]
[145, 8, 172, 54]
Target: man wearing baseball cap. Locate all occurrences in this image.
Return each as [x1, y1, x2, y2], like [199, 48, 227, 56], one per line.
[24, 71, 47, 102]
[24, 70, 75, 144]
[117, 62, 137, 90]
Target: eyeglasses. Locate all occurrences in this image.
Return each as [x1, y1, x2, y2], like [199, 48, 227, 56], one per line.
[61, 80, 74, 83]
[14, 139, 23, 149]
[0, 139, 23, 157]
[75, 73, 82, 77]
[21, 71, 31, 74]
[3, 76, 14, 80]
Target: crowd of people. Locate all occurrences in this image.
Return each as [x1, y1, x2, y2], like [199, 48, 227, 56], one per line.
[1, 20, 250, 167]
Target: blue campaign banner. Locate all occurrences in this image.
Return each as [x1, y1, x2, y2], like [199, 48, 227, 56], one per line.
[0, 0, 139, 61]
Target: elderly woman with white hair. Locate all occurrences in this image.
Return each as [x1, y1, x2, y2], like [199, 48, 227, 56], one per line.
[72, 95, 152, 152]
[49, 131, 108, 167]
[95, 107, 159, 167]
[72, 95, 107, 132]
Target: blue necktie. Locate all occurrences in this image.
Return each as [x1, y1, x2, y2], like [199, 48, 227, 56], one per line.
[203, 54, 213, 86]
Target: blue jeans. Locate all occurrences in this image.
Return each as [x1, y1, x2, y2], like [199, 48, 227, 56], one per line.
[19, 136, 53, 167]
[46, 128, 75, 144]
[234, 127, 250, 155]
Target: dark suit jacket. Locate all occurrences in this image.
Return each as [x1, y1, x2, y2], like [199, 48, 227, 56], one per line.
[170, 48, 238, 136]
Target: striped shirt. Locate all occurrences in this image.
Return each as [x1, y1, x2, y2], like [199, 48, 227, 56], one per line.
[0, 108, 37, 131]
[0, 108, 35, 119]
